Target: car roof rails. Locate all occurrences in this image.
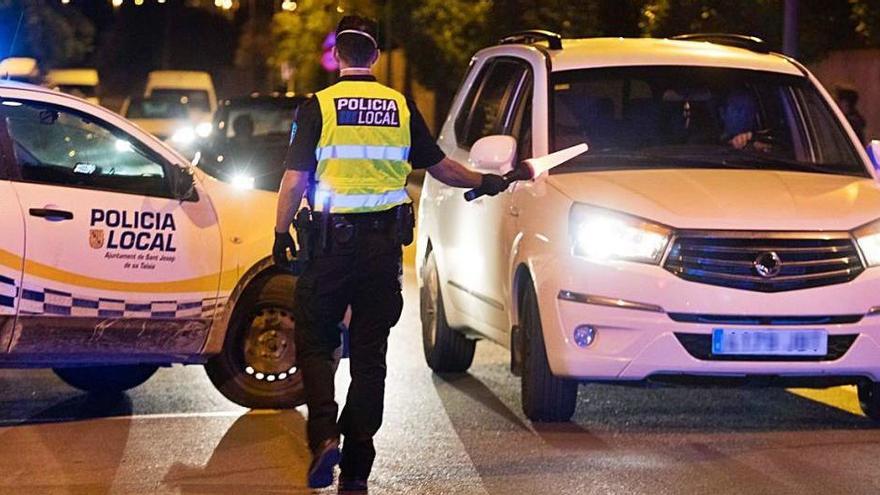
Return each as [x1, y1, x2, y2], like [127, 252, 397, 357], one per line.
[672, 33, 770, 54]
[499, 30, 563, 50]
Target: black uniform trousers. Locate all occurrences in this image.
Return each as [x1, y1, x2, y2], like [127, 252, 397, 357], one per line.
[292, 208, 404, 479]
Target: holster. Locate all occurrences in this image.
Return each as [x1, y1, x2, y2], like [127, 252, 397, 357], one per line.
[396, 203, 415, 246]
[293, 207, 315, 267]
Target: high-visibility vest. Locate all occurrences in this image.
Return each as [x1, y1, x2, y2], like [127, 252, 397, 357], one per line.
[313, 80, 412, 213]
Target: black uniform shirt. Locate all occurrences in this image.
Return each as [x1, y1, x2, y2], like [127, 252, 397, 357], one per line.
[284, 74, 446, 172]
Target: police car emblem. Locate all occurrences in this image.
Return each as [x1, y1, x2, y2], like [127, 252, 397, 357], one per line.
[89, 229, 105, 249]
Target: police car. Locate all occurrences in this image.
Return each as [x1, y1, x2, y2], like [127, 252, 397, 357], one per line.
[418, 32, 880, 421]
[0, 81, 313, 408]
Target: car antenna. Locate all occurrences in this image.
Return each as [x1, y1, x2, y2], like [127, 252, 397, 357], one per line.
[3, 10, 24, 80]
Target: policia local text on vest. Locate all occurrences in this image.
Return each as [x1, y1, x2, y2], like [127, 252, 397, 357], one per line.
[272, 15, 509, 492]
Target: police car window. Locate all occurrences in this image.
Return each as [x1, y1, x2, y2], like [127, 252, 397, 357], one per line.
[0, 101, 171, 196]
[462, 60, 527, 147]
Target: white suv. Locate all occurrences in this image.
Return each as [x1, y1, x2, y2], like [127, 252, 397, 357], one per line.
[417, 32, 880, 422]
[0, 81, 317, 407]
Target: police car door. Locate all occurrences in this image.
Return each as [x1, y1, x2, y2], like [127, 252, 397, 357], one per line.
[452, 58, 531, 337]
[0, 131, 24, 349]
[1, 97, 222, 356]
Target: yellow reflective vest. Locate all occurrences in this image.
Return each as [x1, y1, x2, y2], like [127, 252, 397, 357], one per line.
[313, 80, 412, 213]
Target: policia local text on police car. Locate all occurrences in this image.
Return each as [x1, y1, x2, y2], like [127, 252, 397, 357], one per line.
[273, 15, 508, 492]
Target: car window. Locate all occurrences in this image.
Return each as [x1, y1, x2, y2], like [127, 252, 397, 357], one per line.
[220, 101, 302, 139]
[511, 80, 533, 163]
[150, 89, 211, 113]
[461, 60, 528, 148]
[0, 100, 172, 197]
[454, 63, 490, 146]
[551, 66, 866, 178]
[125, 97, 189, 119]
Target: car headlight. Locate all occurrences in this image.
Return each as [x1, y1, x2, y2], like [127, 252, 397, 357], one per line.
[230, 173, 255, 190]
[854, 219, 880, 267]
[171, 126, 196, 144]
[569, 204, 671, 264]
[195, 122, 213, 138]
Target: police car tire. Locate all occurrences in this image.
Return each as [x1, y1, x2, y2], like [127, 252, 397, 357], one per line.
[206, 272, 308, 409]
[53, 365, 159, 394]
[421, 251, 475, 373]
[520, 284, 578, 422]
[858, 381, 880, 421]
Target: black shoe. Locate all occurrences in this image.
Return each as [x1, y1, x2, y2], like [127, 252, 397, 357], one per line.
[338, 476, 368, 492]
[307, 438, 341, 489]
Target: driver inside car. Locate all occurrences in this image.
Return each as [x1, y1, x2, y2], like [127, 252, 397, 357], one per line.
[720, 89, 770, 151]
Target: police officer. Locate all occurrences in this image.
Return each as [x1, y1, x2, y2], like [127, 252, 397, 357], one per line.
[273, 15, 508, 492]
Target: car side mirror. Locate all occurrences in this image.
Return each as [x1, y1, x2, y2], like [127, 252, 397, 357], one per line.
[170, 165, 197, 201]
[867, 140, 880, 173]
[469, 135, 517, 174]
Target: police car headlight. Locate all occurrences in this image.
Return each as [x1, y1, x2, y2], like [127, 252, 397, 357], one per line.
[569, 204, 671, 264]
[195, 122, 213, 138]
[231, 173, 255, 190]
[855, 219, 880, 267]
[171, 126, 196, 144]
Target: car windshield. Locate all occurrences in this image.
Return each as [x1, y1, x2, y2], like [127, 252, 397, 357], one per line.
[551, 66, 867, 177]
[150, 89, 211, 113]
[216, 99, 303, 140]
[125, 97, 189, 119]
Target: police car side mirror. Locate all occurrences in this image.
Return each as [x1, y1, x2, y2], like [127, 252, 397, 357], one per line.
[867, 140, 880, 174]
[170, 164, 197, 202]
[469, 135, 517, 174]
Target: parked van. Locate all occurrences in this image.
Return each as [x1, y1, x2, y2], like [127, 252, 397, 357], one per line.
[0, 57, 40, 84]
[47, 68, 100, 105]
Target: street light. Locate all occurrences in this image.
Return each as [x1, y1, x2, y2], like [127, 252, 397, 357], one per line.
[281, 0, 297, 11]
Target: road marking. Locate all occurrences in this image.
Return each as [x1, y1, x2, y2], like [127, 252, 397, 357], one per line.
[787, 386, 864, 416]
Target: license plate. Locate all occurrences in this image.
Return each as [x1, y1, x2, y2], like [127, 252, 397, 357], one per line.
[711, 328, 828, 356]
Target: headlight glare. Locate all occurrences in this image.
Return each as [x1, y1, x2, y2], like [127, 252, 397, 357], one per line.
[195, 122, 213, 138]
[855, 219, 880, 267]
[231, 173, 255, 190]
[171, 126, 196, 144]
[570, 204, 670, 264]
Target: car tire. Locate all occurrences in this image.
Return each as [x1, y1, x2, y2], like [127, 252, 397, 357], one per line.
[858, 381, 880, 420]
[520, 284, 578, 422]
[53, 365, 158, 394]
[206, 272, 339, 409]
[420, 251, 476, 373]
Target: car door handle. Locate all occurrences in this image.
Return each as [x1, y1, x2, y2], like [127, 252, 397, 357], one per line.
[29, 208, 74, 222]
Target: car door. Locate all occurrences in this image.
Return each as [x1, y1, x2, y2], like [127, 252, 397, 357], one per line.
[444, 57, 532, 338]
[0, 97, 222, 356]
[0, 127, 24, 352]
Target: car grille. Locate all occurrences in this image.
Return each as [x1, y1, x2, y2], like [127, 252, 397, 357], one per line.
[674, 333, 858, 362]
[663, 235, 865, 292]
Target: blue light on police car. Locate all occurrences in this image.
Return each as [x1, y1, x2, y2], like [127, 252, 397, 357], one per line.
[573, 325, 596, 348]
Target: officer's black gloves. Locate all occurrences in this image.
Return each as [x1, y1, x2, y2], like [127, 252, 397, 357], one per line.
[273, 231, 297, 268]
[479, 173, 509, 197]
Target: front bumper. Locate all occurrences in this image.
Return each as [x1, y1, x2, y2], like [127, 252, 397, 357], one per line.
[536, 253, 880, 382]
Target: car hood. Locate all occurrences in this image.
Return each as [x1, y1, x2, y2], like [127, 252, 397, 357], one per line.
[546, 168, 880, 231]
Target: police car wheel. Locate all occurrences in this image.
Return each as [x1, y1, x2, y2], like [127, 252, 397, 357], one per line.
[206, 272, 339, 409]
[858, 381, 880, 421]
[520, 284, 578, 422]
[53, 365, 159, 394]
[420, 251, 475, 373]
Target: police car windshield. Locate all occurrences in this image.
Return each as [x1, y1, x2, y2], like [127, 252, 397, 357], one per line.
[550, 66, 867, 178]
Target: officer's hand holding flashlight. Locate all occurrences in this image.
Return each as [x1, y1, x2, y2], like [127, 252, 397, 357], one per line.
[273, 231, 298, 268]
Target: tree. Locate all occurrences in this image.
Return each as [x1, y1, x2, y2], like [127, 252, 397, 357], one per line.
[268, 0, 378, 93]
[0, 0, 95, 69]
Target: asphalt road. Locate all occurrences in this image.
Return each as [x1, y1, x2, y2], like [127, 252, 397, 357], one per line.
[3, 270, 880, 495]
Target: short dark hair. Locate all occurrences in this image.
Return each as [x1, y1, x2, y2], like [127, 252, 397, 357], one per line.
[836, 87, 859, 106]
[335, 15, 378, 67]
